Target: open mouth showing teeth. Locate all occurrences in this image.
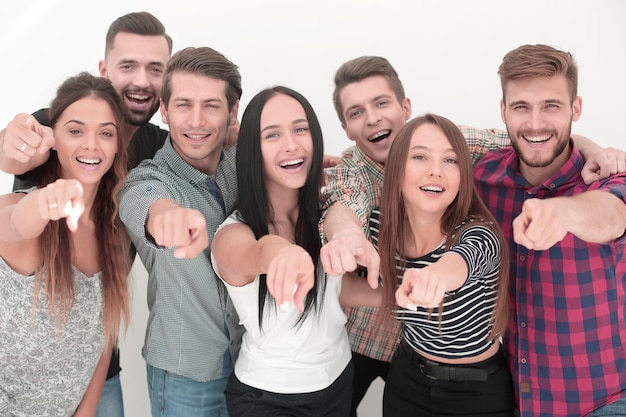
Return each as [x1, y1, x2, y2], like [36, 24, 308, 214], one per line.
[185, 134, 209, 140]
[523, 134, 552, 144]
[368, 130, 391, 143]
[126, 93, 151, 104]
[77, 157, 101, 166]
[420, 185, 443, 193]
[280, 159, 304, 169]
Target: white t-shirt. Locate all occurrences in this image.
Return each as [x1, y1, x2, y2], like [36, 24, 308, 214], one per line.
[212, 214, 351, 394]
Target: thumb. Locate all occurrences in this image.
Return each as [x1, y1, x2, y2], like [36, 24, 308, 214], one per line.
[293, 252, 315, 312]
[36, 126, 55, 154]
[582, 172, 599, 185]
[66, 199, 85, 232]
[395, 285, 417, 311]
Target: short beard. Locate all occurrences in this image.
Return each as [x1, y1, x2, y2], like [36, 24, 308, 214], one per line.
[509, 127, 571, 168]
[122, 102, 160, 127]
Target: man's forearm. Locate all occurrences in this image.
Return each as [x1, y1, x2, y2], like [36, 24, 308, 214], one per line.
[568, 190, 626, 242]
[572, 134, 600, 159]
[322, 203, 364, 242]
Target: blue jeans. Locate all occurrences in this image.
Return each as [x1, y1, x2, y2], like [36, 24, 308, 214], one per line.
[588, 396, 626, 416]
[146, 363, 229, 417]
[513, 395, 626, 416]
[95, 374, 124, 417]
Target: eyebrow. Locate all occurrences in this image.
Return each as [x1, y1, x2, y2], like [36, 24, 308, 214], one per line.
[261, 118, 308, 133]
[118, 58, 166, 67]
[509, 98, 565, 106]
[172, 97, 223, 104]
[64, 120, 117, 128]
[344, 93, 393, 115]
[409, 145, 455, 153]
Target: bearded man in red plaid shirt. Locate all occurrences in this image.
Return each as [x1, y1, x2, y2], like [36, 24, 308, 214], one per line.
[474, 44, 626, 417]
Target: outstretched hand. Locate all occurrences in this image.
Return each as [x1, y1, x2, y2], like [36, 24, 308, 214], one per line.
[3, 113, 55, 163]
[266, 245, 316, 312]
[512, 198, 567, 250]
[38, 179, 85, 232]
[321, 230, 380, 289]
[396, 268, 447, 310]
[147, 200, 209, 258]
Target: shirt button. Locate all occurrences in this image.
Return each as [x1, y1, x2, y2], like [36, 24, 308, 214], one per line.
[521, 382, 531, 392]
[519, 255, 526, 261]
[521, 358, 527, 364]
[521, 322, 527, 327]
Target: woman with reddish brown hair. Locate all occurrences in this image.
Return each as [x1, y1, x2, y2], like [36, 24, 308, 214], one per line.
[374, 114, 514, 417]
[0, 72, 130, 417]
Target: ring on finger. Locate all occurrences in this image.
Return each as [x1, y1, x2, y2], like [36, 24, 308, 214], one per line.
[49, 202, 58, 209]
[20, 143, 28, 152]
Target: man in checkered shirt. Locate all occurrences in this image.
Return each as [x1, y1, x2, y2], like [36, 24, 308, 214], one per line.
[474, 44, 626, 417]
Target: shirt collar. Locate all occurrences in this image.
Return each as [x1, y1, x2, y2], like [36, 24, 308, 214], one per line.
[162, 135, 225, 185]
[510, 138, 583, 191]
[349, 145, 385, 179]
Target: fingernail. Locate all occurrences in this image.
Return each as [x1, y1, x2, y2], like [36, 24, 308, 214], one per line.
[279, 301, 291, 312]
[405, 303, 417, 311]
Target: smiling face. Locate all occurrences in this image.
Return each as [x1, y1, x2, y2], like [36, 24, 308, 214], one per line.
[53, 96, 119, 186]
[99, 32, 170, 127]
[401, 123, 460, 220]
[339, 75, 411, 165]
[501, 74, 582, 185]
[160, 72, 234, 175]
[260, 94, 313, 195]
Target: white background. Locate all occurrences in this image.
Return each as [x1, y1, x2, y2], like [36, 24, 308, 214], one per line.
[1, 1, 625, 416]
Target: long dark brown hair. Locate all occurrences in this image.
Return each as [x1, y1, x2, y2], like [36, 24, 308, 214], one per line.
[377, 114, 509, 339]
[35, 72, 131, 344]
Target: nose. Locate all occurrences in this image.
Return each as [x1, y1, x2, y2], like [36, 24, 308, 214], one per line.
[83, 132, 98, 150]
[527, 108, 547, 130]
[365, 108, 382, 126]
[132, 67, 150, 89]
[429, 160, 442, 177]
[189, 105, 206, 128]
[284, 132, 299, 152]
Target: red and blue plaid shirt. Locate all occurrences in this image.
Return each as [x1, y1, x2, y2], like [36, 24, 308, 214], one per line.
[474, 140, 626, 417]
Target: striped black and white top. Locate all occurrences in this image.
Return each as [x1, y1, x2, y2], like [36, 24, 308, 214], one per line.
[369, 208, 502, 359]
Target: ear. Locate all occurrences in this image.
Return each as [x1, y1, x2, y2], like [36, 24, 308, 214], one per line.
[500, 99, 506, 124]
[402, 97, 412, 121]
[341, 123, 355, 142]
[98, 60, 107, 78]
[229, 100, 240, 125]
[571, 96, 582, 122]
[160, 99, 168, 124]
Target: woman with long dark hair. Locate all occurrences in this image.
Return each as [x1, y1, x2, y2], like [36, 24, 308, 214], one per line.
[211, 86, 377, 416]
